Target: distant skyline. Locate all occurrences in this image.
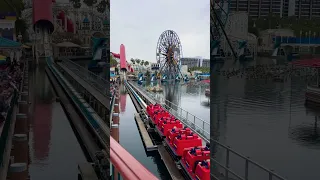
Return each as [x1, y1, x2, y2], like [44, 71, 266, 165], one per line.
[110, 0, 210, 63]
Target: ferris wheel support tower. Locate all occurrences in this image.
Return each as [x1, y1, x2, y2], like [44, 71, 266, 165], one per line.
[211, 0, 237, 60]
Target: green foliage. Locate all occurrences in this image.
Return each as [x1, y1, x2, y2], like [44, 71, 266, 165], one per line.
[144, 61, 149, 66]
[251, 13, 320, 37]
[110, 55, 118, 66]
[145, 70, 150, 77]
[135, 58, 141, 64]
[0, 0, 24, 16]
[130, 58, 135, 64]
[189, 67, 210, 73]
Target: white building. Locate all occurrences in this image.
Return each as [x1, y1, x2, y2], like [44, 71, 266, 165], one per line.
[221, 12, 257, 56]
[258, 29, 294, 52]
[180, 57, 210, 68]
[230, 0, 320, 19]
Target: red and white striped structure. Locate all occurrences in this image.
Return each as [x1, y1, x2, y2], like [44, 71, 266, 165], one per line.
[111, 44, 134, 72]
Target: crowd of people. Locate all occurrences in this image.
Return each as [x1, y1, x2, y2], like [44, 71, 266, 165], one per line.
[110, 78, 120, 102]
[0, 61, 23, 122]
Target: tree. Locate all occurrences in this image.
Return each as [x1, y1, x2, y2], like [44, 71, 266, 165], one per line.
[69, 0, 81, 8]
[145, 70, 150, 77]
[83, 0, 98, 7]
[140, 60, 144, 66]
[130, 58, 135, 64]
[96, 0, 108, 13]
[110, 55, 118, 66]
[144, 61, 149, 66]
[135, 59, 141, 64]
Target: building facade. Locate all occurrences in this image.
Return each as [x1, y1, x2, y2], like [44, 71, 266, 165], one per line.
[180, 57, 210, 68]
[221, 12, 257, 56]
[230, 0, 320, 19]
[0, 12, 17, 41]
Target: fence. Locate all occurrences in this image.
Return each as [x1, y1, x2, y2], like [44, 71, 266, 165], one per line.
[129, 83, 286, 180]
[129, 82, 210, 142]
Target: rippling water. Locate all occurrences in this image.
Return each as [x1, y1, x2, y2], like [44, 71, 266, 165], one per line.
[28, 65, 86, 180]
[211, 58, 320, 180]
[142, 81, 210, 121]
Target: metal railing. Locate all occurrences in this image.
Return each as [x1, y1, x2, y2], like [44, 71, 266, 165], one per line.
[129, 83, 287, 180]
[0, 90, 18, 166]
[129, 82, 210, 142]
[210, 141, 287, 180]
[109, 89, 116, 127]
[58, 52, 93, 57]
[110, 137, 159, 180]
[60, 58, 110, 98]
[47, 58, 109, 148]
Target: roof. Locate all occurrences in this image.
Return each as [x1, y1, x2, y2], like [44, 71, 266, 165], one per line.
[55, 42, 80, 47]
[0, 37, 21, 48]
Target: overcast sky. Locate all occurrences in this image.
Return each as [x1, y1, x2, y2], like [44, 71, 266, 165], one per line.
[110, 0, 210, 63]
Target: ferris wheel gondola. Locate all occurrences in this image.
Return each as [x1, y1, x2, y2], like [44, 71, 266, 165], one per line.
[156, 30, 183, 81]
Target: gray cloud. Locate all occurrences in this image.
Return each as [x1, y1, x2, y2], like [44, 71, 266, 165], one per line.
[110, 0, 210, 62]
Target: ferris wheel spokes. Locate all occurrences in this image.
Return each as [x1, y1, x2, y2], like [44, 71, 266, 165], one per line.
[156, 30, 183, 81]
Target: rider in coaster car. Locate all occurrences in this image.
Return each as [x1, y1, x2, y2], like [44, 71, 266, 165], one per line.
[200, 160, 209, 168]
[204, 143, 210, 151]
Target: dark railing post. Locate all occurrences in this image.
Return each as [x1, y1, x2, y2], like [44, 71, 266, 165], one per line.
[245, 158, 249, 180]
[225, 148, 230, 179]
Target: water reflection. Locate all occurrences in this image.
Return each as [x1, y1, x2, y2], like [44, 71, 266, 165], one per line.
[118, 86, 170, 179]
[28, 65, 86, 180]
[211, 58, 320, 180]
[141, 81, 210, 121]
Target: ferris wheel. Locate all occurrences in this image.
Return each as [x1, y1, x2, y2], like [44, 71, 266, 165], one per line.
[211, 0, 230, 40]
[156, 30, 183, 80]
[211, 0, 237, 59]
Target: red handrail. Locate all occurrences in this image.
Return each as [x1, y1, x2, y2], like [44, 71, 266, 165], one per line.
[110, 137, 159, 180]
